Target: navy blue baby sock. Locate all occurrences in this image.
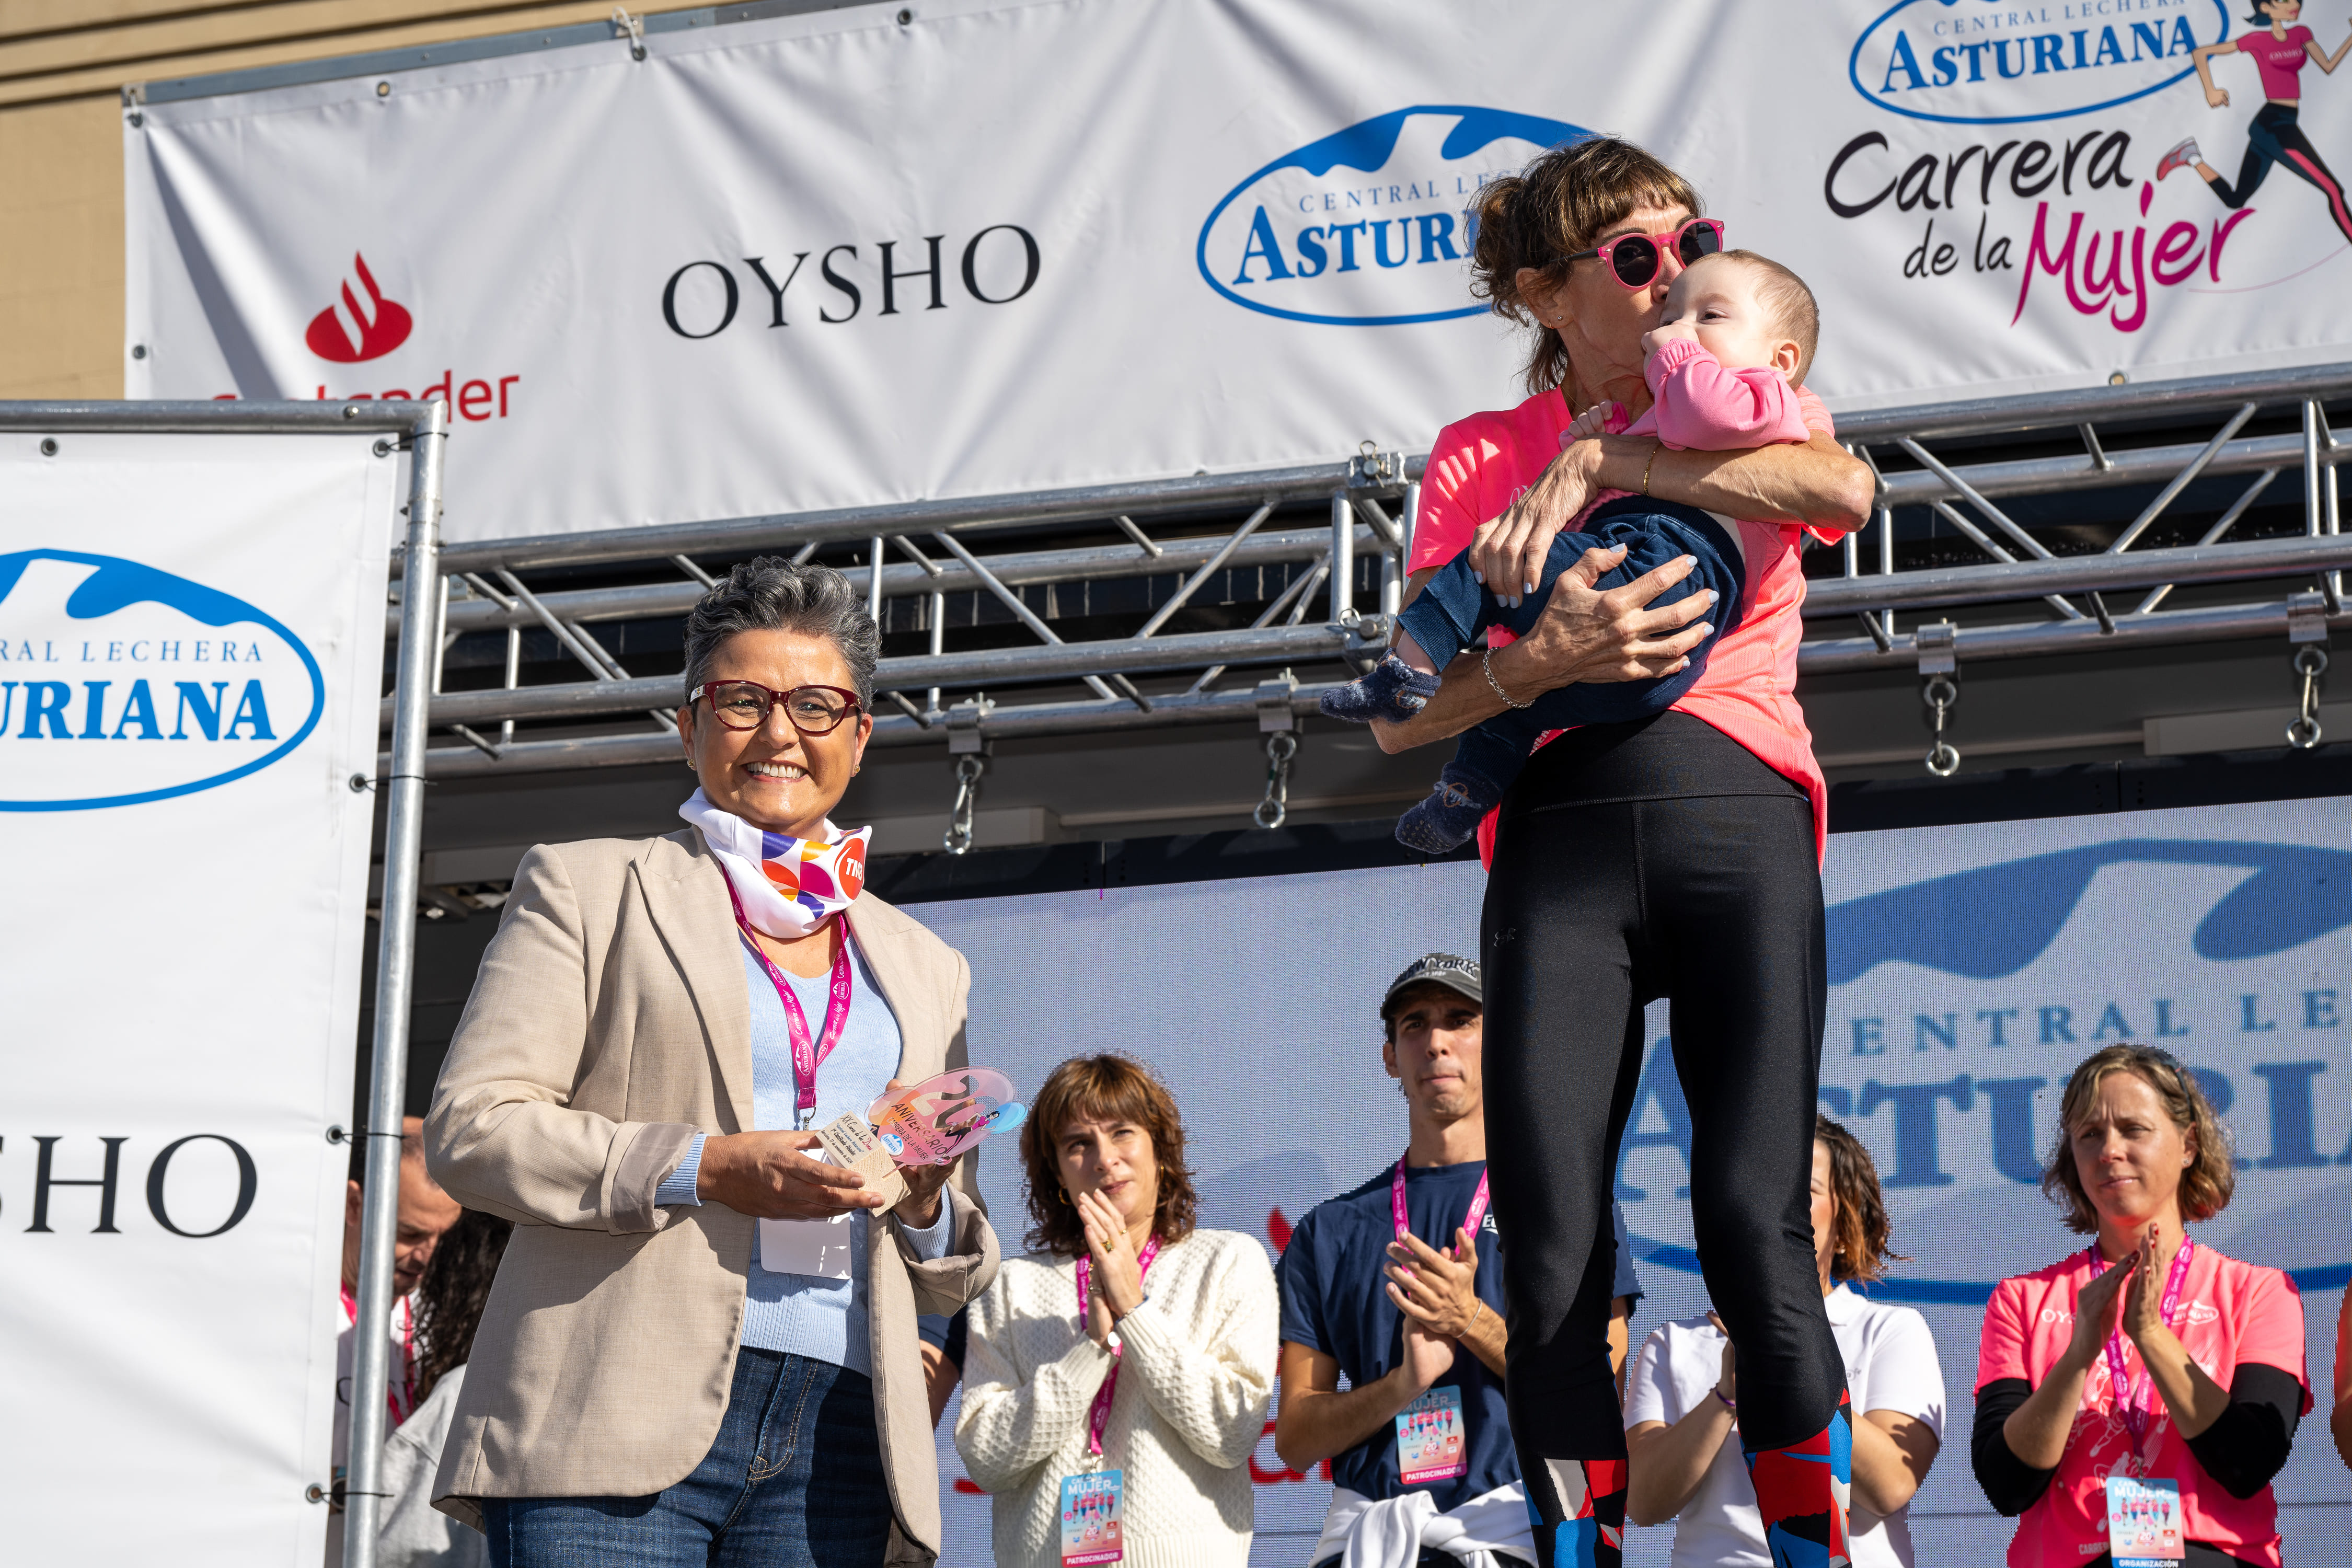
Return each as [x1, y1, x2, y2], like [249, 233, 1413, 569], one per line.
[1320, 653, 1441, 724]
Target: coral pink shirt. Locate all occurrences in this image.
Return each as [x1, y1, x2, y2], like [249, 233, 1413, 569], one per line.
[1974, 1244, 2312, 1568]
[1411, 378, 1838, 864]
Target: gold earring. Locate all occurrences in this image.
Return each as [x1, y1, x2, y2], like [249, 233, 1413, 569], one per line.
[1056, 1186, 1072, 1206]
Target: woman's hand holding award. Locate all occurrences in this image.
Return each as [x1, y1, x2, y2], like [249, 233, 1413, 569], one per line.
[812, 1067, 1028, 1214]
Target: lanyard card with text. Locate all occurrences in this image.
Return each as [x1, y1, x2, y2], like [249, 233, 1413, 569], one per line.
[1058, 1469, 1125, 1566]
[1396, 1384, 1469, 1484]
[2106, 1475, 2185, 1567]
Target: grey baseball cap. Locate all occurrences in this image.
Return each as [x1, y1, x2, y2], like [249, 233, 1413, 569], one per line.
[1379, 952, 1482, 1020]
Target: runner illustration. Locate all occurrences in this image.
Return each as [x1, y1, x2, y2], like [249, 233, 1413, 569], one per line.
[2156, 1, 2352, 242]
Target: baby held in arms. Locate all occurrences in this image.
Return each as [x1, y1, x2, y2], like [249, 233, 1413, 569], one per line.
[1322, 249, 1822, 852]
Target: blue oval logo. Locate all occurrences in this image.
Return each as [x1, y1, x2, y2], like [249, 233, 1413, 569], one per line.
[1850, 0, 2230, 125]
[0, 549, 326, 812]
[1196, 106, 1590, 327]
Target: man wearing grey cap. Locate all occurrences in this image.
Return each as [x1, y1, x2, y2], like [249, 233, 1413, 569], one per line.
[1273, 954, 1643, 1568]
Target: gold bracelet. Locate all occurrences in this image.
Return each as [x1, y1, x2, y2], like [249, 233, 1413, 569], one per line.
[1640, 445, 1659, 496]
[1482, 646, 1531, 710]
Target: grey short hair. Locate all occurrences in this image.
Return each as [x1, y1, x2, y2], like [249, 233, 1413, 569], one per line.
[681, 557, 880, 708]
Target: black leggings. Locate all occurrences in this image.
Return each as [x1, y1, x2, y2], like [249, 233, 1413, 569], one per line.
[1481, 717, 1846, 1461]
[2208, 102, 2352, 244]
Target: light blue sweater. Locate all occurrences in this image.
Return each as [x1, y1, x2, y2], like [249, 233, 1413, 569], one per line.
[656, 934, 953, 1377]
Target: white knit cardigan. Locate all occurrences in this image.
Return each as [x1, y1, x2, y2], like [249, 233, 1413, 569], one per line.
[954, 1229, 1279, 1568]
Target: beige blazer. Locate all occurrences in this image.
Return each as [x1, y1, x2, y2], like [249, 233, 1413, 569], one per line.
[423, 827, 999, 1564]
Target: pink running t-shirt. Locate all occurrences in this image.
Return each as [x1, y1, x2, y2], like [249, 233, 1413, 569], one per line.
[1410, 384, 1839, 864]
[2242, 26, 2313, 101]
[1974, 1244, 2312, 1568]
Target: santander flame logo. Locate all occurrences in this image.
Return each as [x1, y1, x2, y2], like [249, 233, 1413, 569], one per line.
[304, 252, 413, 363]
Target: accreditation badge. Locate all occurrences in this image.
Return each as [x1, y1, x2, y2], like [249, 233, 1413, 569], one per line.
[1396, 1384, 1469, 1484]
[1058, 1470, 1125, 1566]
[2106, 1475, 2185, 1567]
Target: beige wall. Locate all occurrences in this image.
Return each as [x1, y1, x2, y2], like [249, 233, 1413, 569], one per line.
[0, 0, 645, 398]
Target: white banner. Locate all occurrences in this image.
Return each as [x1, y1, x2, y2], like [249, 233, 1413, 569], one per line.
[909, 794, 2352, 1564]
[129, 0, 2352, 545]
[0, 432, 397, 1562]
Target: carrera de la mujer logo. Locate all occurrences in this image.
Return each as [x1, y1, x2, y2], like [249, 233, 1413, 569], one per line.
[1822, 0, 2352, 337]
[304, 251, 413, 363]
[1851, 0, 2232, 124]
[0, 550, 325, 812]
[1197, 106, 1590, 326]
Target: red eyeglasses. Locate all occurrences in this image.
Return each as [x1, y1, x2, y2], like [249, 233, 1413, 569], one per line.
[689, 681, 863, 734]
[1566, 218, 1725, 289]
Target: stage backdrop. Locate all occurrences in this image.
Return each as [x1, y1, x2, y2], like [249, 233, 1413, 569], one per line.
[126, 0, 2352, 544]
[906, 793, 2352, 1566]
[0, 432, 397, 1563]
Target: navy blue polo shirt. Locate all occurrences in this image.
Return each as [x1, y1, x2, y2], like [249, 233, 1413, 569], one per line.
[1275, 1159, 1641, 1511]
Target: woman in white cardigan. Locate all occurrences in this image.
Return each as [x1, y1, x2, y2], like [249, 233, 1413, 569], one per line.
[956, 1053, 1278, 1568]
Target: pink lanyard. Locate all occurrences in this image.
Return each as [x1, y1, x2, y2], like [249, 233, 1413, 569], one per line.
[720, 869, 853, 1131]
[342, 1284, 414, 1423]
[1391, 1154, 1490, 1259]
[2091, 1235, 2195, 1449]
[1076, 1235, 1162, 1457]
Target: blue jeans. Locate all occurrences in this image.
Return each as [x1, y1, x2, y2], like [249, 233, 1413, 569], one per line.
[485, 1348, 892, 1568]
[1396, 497, 1745, 799]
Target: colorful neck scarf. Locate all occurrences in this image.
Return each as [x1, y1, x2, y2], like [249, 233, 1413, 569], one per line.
[678, 788, 870, 939]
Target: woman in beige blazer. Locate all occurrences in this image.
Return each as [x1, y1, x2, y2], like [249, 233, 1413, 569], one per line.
[424, 558, 999, 1567]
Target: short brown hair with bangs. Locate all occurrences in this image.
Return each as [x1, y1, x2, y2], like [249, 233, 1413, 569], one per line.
[1469, 136, 1703, 398]
[1020, 1053, 1200, 1258]
[1815, 1114, 1904, 1282]
[2044, 1045, 2236, 1235]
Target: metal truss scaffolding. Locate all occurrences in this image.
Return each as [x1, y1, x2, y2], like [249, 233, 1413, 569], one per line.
[384, 362, 2351, 787]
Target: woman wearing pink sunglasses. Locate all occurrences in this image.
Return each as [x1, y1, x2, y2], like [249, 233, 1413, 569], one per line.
[1365, 136, 1873, 1568]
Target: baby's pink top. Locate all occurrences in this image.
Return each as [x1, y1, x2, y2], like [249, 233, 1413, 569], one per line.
[1975, 1242, 2311, 1568]
[1618, 336, 1811, 451]
[2243, 26, 2313, 101]
[1572, 337, 1813, 526]
[1411, 363, 1835, 865]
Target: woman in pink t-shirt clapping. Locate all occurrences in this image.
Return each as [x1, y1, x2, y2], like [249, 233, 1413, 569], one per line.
[1973, 1044, 2312, 1568]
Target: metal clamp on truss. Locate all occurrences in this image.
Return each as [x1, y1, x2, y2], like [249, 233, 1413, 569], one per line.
[1917, 620, 1961, 778]
[1339, 610, 1391, 674]
[1348, 442, 1407, 488]
[1253, 675, 1299, 828]
[1254, 674, 1297, 734]
[2287, 591, 2329, 750]
[943, 697, 991, 855]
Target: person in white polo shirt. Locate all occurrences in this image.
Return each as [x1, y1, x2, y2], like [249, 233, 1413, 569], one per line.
[1622, 1114, 1944, 1566]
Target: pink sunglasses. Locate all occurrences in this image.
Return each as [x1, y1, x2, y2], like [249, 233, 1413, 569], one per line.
[1565, 218, 1725, 289]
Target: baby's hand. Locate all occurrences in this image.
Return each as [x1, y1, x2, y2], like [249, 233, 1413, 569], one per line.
[1560, 402, 1614, 447]
[1641, 317, 1702, 357]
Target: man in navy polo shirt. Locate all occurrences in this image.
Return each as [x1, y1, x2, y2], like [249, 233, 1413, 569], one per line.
[1275, 953, 1642, 1568]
